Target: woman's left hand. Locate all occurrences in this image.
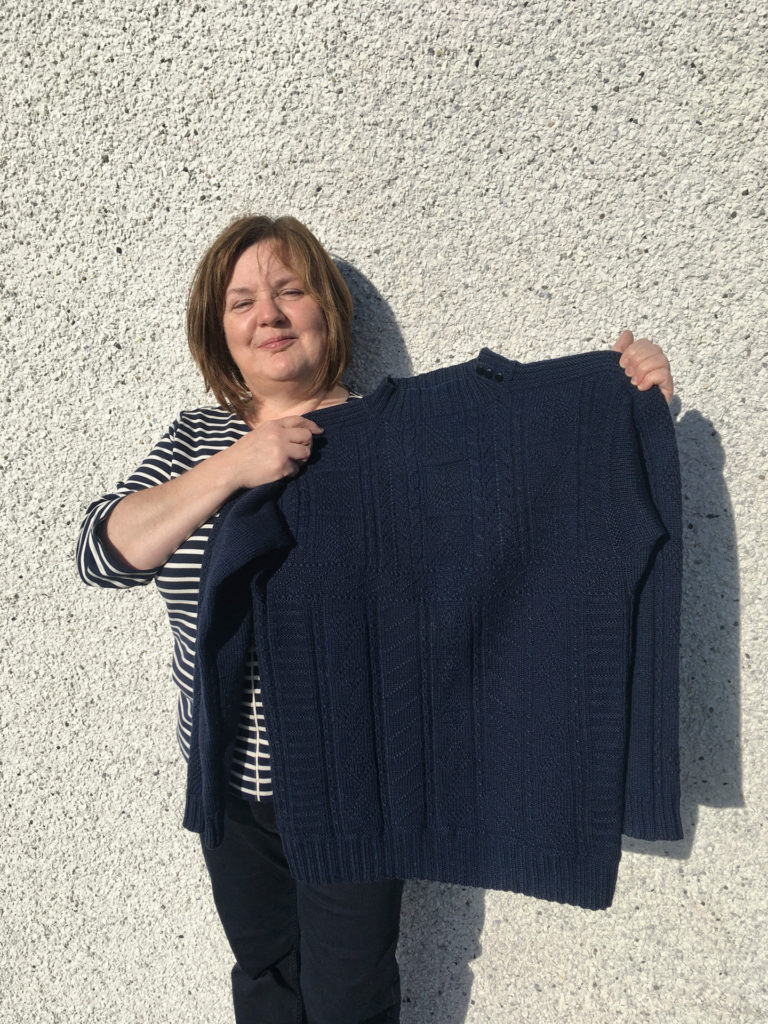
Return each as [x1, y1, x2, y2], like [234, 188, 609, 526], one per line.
[612, 330, 674, 404]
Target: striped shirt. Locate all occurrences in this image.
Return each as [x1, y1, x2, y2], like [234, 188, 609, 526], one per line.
[76, 389, 363, 800]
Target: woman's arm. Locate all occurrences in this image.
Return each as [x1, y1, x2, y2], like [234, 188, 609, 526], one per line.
[612, 330, 674, 404]
[103, 414, 325, 571]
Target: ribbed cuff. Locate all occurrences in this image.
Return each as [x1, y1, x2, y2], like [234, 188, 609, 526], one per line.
[181, 794, 225, 850]
[622, 793, 684, 842]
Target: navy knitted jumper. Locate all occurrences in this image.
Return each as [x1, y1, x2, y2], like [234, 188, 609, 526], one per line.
[184, 346, 684, 910]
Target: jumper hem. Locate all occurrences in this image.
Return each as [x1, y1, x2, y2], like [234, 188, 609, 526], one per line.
[183, 794, 620, 910]
[280, 831, 620, 911]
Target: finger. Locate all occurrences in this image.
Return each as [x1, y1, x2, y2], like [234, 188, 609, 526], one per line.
[292, 420, 324, 433]
[287, 440, 314, 461]
[622, 350, 668, 376]
[629, 366, 667, 386]
[618, 340, 662, 369]
[623, 336, 656, 356]
[611, 329, 635, 353]
[287, 425, 320, 447]
[277, 415, 325, 432]
[628, 367, 674, 402]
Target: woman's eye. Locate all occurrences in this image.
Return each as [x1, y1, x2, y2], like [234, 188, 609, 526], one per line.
[282, 289, 303, 297]
[232, 300, 252, 310]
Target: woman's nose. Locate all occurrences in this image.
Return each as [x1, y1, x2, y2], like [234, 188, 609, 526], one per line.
[256, 295, 286, 325]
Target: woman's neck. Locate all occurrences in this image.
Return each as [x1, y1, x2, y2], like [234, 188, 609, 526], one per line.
[244, 383, 350, 427]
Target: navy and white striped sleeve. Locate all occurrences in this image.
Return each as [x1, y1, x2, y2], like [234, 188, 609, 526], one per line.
[76, 418, 179, 589]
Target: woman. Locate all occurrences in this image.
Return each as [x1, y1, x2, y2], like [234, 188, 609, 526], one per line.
[77, 214, 675, 1024]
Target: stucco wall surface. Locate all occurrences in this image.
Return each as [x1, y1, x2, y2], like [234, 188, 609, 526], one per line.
[2, 1, 766, 1021]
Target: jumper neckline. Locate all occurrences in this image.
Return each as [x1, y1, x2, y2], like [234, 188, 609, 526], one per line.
[299, 347, 622, 427]
[228, 382, 362, 432]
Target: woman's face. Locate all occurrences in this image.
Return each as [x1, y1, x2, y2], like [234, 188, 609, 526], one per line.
[222, 240, 328, 397]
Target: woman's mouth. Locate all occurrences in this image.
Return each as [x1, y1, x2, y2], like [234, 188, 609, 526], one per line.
[259, 336, 296, 349]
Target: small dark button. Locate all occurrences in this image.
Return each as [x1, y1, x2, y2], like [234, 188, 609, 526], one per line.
[494, 371, 504, 381]
[475, 364, 484, 374]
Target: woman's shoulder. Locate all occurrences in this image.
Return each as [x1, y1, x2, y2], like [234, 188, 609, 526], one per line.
[171, 405, 248, 439]
[176, 404, 242, 423]
[171, 391, 364, 438]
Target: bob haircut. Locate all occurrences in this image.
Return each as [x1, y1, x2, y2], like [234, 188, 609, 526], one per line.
[186, 215, 354, 420]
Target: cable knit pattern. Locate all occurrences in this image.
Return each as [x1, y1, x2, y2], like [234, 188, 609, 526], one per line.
[184, 347, 684, 911]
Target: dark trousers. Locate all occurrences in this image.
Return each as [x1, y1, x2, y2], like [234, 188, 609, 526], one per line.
[200, 795, 404, 1024]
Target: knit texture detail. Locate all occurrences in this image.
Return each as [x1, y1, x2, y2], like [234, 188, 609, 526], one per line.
[185, 347, 684, 910]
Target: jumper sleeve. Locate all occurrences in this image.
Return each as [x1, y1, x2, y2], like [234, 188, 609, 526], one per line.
[609, 382, 684, 842]
[183, 480, 296, 848]
[75, 418, 179, 589]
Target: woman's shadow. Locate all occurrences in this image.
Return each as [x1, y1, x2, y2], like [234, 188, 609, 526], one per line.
[335, 259, 741, 1023]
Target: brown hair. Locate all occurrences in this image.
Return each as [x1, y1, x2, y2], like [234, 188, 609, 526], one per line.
[186, 215, 354, 419]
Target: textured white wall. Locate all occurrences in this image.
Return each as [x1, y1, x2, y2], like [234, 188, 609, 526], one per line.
[2, 1, 766, 1021]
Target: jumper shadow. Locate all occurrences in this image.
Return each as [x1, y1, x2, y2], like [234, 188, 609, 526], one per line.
[622, 404, 742, 863]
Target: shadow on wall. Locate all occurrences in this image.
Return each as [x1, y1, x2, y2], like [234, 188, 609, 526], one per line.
[624, 405, 742, 862]
[334, 262, 741, 1015]
[334, 258, 416, 391]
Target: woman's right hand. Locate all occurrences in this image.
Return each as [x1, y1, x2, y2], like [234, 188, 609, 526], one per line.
[102, 415, 325, 571]
[221, 416, 325, 490]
